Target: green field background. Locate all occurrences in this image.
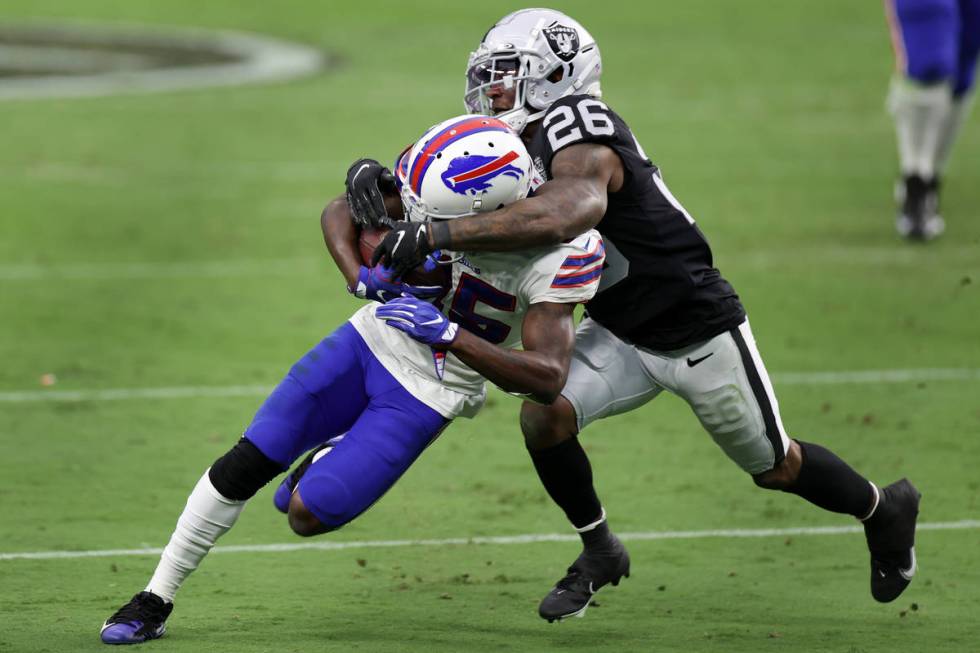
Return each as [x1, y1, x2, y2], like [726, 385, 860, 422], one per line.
[1, 1, 978, 652]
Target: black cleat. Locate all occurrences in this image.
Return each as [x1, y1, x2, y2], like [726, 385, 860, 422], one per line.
[864, 478, 921, 603]
[101, 591, 174, 645]
[895, 175, 944, 241]
[539, 536, 630, 622]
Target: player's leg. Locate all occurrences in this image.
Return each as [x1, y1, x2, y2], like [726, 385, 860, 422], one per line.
[934, 0, 980, 174]
[271, 434, 345, 514]
[284, 385, 448, 536]
[665, 320, 920, 603]
[524, 317, 661, 621]
[886, 0, 959, 239]
[101, 324, 370, 645]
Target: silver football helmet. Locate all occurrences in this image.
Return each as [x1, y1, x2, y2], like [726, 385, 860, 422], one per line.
[464, 8, 602, 133]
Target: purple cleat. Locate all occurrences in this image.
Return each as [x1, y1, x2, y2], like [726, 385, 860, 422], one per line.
[101, 591, 173, 645]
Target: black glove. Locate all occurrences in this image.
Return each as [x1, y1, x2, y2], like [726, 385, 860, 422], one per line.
[370, 221, 434, 278]
[345, 158, 398, 228]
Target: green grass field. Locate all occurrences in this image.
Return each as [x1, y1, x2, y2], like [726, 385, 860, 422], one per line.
[1, 1, 979, 651]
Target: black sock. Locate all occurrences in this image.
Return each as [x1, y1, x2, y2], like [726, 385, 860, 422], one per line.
[527, 436, 604, 531]
[580, 519, 614, 551]
[785, 440, 876, 518]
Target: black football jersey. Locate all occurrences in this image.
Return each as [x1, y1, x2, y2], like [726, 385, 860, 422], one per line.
[526, 94, 745, 350]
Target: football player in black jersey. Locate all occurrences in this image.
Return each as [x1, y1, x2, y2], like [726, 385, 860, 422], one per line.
[347, 8, 921, 622]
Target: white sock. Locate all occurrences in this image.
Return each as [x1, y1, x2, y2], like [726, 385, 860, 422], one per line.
[145, 470, 247, 602]
[574, 508, 607, 533]
[935, 92, 975, 176]
[888, 76, 953, 178]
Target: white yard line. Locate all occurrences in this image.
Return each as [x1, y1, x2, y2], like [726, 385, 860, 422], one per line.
[1, 368, 977, 403]
[774, 368, 980, 384]
[2, 520, 977, 562]
[0, 23, 324, 101]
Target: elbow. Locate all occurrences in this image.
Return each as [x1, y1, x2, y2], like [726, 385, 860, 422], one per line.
[538, 212, 583, 244]
[529, 365, 567, 405]
[322, 196, 347, 223]
[531, 388, 561, 406]
[546, 221, 573, 244]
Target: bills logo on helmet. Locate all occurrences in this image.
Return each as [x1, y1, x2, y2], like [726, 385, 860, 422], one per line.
[542, 23, 579, 62]
[441, 151, 525, 195]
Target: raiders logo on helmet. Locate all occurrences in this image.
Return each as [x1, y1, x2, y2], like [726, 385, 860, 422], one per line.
[542, 23, 579, 62]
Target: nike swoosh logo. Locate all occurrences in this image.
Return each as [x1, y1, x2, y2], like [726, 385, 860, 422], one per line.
[899, 547, 917, 580]
[687, 353, 714, 367]
[392, 230, 406, 254]
[351, 163, 371, 184]
[420, 317, 443, 326]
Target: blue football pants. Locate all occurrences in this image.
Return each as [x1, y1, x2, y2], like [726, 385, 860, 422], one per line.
[888, 0, 980, 96]
[244, 322, 448, 528]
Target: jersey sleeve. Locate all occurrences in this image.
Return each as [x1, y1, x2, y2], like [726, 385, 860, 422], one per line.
[522, 230, 605, 305]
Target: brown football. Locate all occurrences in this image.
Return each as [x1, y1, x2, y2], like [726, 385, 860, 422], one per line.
[358, 226, 450, 289]
[357, 226, 389, 267]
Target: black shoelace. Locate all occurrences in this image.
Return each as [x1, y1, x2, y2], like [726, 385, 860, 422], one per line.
[108, 593, 164, 623]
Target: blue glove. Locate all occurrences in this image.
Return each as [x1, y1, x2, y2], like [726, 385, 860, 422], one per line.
[375, 296, 459, 347]
[349, 264, 442, 303]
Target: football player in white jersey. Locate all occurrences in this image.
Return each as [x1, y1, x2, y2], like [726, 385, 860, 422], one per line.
[353, 8, 921, 623]
[99, 115, 604, 645]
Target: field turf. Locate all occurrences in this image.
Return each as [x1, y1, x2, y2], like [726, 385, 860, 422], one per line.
[1, 1, 978, 652]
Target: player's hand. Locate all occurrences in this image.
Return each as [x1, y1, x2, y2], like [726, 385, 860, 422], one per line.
[370, 221, 433, 278]
[345, 158, 397, 228]
[375, 296, 458, 348]
[348, 264, 443, 304]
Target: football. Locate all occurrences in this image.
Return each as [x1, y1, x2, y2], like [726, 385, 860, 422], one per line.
[357, 226, 389, 267]
[358, 226, 451, 289]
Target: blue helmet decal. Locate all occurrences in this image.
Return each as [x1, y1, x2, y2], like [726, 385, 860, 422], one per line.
[441, 151, 523, 195]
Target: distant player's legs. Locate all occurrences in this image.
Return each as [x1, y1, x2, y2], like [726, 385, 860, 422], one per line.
[658, 320, 920, 603]
[934, 0, 980, 173]
[885, 0, 959, 239]
[101, 324, 376, 645]
[523, 317, 660, 621]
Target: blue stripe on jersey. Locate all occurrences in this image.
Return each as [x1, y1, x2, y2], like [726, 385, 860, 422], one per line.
[551, 266, 603, 288]
[560, 240, 605, 269]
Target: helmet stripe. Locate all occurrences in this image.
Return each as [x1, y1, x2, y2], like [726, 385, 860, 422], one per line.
[409, 118, 510, 195]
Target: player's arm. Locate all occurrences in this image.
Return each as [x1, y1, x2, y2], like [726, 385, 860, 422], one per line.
[377, 298, 576, 405]
[449, 301, 575, 404]
[432, 143, 623, 251]
[321, 194, 362, 288]
[322, 193, 428, 303]
[371, 143, 622, 274]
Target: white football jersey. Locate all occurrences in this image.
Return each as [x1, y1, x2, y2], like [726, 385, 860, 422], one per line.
[349, 229, 604, 419]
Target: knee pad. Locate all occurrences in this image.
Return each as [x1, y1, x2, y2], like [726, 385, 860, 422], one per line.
[209, 437, 285, 501]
